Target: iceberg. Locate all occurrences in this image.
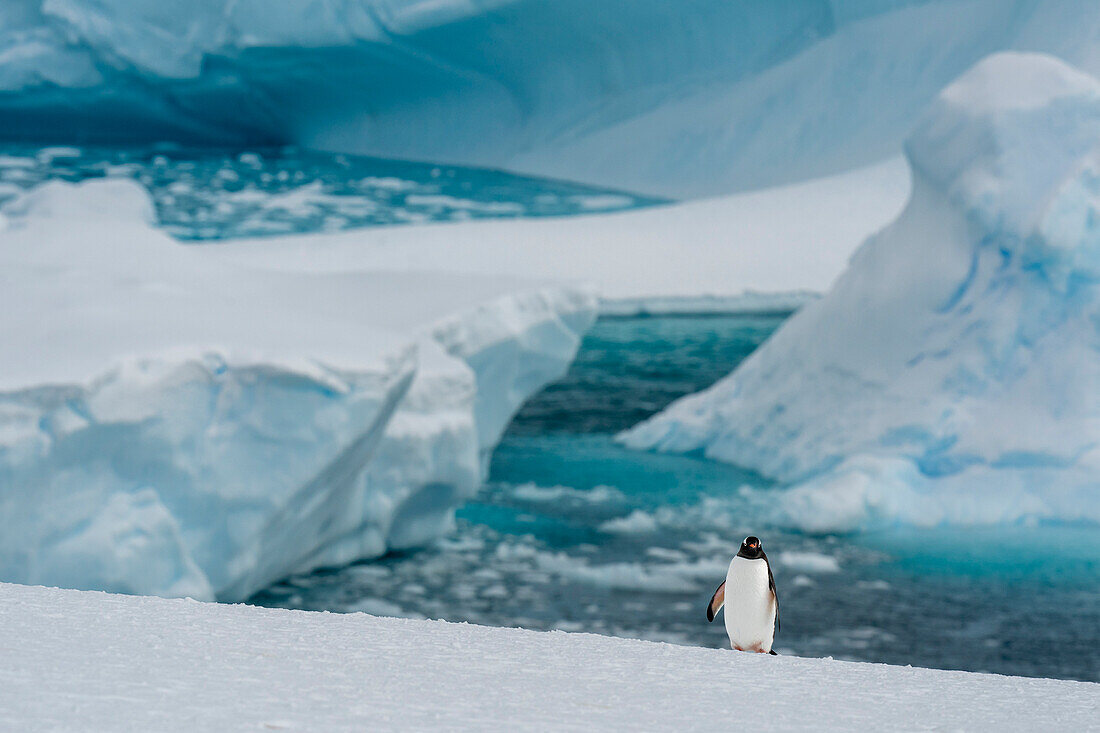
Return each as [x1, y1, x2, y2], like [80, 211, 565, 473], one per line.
[3, 2, 1100, 195]
[0, 178, 595, 600]
[622, 52, 1100, 532]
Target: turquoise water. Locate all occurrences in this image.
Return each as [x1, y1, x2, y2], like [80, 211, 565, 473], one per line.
[0, 145, 664, 240]
[255, 314, 1100, 683]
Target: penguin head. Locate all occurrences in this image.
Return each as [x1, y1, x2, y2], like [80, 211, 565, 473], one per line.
[738, 535, 764, 559]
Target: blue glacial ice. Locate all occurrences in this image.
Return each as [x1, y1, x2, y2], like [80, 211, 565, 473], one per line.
[0, 178, 595, 600]
[5, 1, 1100, 196]
[621, 52, 1100, 532]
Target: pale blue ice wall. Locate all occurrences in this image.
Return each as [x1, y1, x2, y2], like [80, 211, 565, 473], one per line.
[621, 52, 1100, 531]
[1, 1, 1098, 195]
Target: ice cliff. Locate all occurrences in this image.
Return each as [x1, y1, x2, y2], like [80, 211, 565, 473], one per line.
[622, 53, 1100, 532]
[0, 179, 595, 600]
[4, 1, 1100, 196]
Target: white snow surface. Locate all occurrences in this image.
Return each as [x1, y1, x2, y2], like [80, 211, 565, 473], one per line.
[6, 2, 1100, 196]
[211, 156, 911, 305]
[0, 178, 595, 600]
[0, 582, 1096, 732]
[622, 52, 1100, 532]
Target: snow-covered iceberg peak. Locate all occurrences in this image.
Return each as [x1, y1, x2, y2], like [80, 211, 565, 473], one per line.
[906, 52, 1100, 246]
[621, 52, 1100, 532]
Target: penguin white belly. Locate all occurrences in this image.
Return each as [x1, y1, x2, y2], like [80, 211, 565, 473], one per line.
[723, 556, 776, 653]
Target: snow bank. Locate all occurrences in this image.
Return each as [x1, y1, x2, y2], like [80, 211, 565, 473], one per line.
[210, 156, 912, 304]
[0, 178, 595, 600]
[4, 2, 1100, 195]
[622, 53, 1100, 531]
[1, 582, 1096, 731]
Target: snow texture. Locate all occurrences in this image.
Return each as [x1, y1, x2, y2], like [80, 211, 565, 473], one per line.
[211, 156, 911, 305]
[4, 2, 1100, 196]
[0, 178, 595, 600]
[0, 581, 1096, 732]
[622, 52, 1100, 532]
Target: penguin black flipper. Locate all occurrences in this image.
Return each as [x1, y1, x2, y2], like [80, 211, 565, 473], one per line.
[706, 581, 725, 622]
[762, 550, 779, 633]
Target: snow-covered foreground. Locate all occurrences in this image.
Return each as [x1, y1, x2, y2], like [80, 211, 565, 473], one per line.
[0, 179, 595, 601]
[623, 52, 1100, 532]
[1, 583, 1096, 732]
[213, 156, 911, 305]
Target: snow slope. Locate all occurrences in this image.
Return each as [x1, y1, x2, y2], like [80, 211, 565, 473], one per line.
[622, 52, 1100, 532]
[211, 156, 911, 306]
[3, 1, 1100, 196]
[0, 582, 1096, 732]
[0, 178, 595, 600]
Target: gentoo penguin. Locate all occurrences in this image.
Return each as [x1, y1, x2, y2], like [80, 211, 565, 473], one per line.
[706, 536, 779, 654]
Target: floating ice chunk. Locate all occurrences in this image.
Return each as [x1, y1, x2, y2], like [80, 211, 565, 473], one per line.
[1, 177, 156, 224]
[598, 510, 659, 535]
[511, 483, 624, 506]
[776, 552, 840, 574]
[535, 553, 704, 594]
